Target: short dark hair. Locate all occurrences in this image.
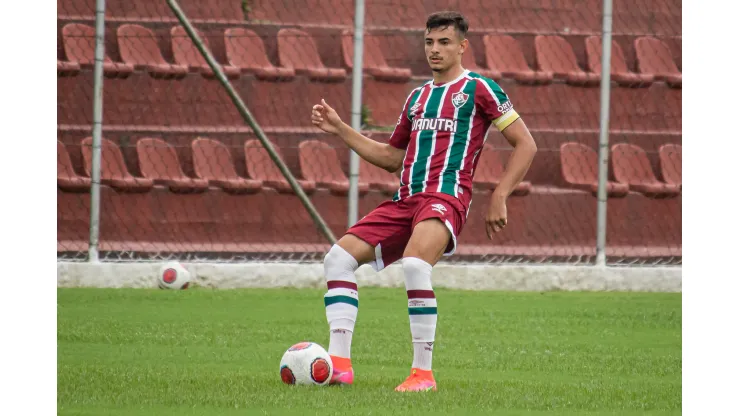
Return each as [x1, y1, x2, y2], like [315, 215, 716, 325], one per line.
[425, 11, 468, 39]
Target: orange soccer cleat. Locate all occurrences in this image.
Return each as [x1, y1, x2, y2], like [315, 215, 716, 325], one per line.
[394, 368, 437, 392]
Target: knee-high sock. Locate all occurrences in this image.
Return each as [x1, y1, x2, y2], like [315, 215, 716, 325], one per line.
[323, 244, 359, 359]
[402, 257, 436, 371]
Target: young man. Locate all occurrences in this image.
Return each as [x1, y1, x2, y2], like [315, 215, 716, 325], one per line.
[311, 11, 537, 392]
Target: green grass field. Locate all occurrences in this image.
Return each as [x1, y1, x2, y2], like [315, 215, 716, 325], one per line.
[58, 288, 681, 415]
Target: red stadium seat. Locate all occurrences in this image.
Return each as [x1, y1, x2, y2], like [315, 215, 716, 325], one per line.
[224, 28, 295, 81]
[611, 143, 681, 197]
[191, 138, 262, 194]
[473, 144, 531, 195]
[277, 28, 347, 82]
[482, 35, 553, 85]
[136, 137, 209, 193]
[62, 23, 134, 78]
[244, 139, 316, 194]
[57, 60, 80, 77]
[81, 137, 154, 192]
[299, 140, 368, 196]
[58, 140, 91, 192]
[170, 26, 240, 79]
[117, 24, 188, 79]
[585, 36, 653, 88]
[462, 42, 501, 81]
[559, 142, 628, 197]
[359, 158, 399, 195]
[635, 37, 682, 88]
[535, 35, 600, 86]
[658, 144, 682, 186]
[341, 31, 411, 82]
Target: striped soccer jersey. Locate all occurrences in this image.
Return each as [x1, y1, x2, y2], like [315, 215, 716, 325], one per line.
[388, 69, 520, 214]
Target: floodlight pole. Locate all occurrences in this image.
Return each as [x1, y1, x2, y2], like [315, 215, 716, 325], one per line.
[595, 0, 614, 267]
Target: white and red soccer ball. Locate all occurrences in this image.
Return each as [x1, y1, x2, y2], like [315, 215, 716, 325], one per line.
[157, 261, 192, 290]
[280, 342, 333, 386]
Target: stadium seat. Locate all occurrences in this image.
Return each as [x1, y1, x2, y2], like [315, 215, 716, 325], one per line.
[559, 142, 628, 197]
[58, 140, 91, 192]
[62, 23, 134, 78]
[359, 158, 399, 195]
[191, 138, 262, 194]
[224, 28, 295, 81]
[473, 144, 531, 195]
[534, 35, 600, 87]
[482, 35, 553, 84]
[299, 140, 369, 196]
[341, 31, 412, 82]
[57, 60, 80, 77]
[170, 26, 240, 79]
[585, 36, 653, 88]
[244, 139, 316, 194]
[117, 24, 188, 79]
[277, 29, 347, 82]
[135, 137, 209, 193]
[81, 137, 154, 192]
[462, 42, 501, 81]
[658, 144, 682, 186]
[611, 143, 681, 197]
[635, 37, 682, 88]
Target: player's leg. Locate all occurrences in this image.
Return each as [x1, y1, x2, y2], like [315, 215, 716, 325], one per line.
[394, 218, 449, 392]
[395, 196, 464, 392]
[323, 234, 375, 385]
[324, 200, 410, 385]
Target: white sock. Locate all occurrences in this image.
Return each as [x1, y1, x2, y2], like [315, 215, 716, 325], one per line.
[328, 326, 353, 358]
[402, 257, 437, 370]
[412, 342, 434, 370]
[323, 245, 359, 359]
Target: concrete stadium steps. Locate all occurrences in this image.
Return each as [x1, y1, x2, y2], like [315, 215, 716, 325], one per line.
[57, 19, 681, 83]
[58, 0, 681, 38]
[57, 71, 681, 132]
[58, 186, 681, 258]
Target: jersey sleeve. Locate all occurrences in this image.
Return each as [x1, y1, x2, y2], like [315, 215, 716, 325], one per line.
[388, 88, 418, 149]
[475, 78, 520, 132]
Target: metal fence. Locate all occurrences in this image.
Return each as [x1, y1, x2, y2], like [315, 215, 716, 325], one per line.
[57, 0, 681, 265]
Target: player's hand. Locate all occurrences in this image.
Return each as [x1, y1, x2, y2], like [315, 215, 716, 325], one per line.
[485, 193, 508, 240]
[311, 99, 344, 135]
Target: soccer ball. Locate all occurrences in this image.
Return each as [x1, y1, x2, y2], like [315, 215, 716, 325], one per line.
[279, 342, 333, 386]
[157, 261, 191, 290]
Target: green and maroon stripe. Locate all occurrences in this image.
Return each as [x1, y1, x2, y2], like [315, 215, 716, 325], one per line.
[407, 289, 437, 315]
[396, 83, 433, 200]
[439, 76, 478, 197]
[423, 78, 469, 193]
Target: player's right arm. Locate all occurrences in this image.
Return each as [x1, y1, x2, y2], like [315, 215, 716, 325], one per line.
[311, 99, 405, 173]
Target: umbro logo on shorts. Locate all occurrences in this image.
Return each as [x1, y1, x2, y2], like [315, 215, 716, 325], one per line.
[431, 204, 447, 214]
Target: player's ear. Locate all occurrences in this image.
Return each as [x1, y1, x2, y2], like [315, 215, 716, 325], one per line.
[459, 38, 468, 55]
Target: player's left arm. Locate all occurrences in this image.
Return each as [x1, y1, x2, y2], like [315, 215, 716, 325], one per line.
[496, 118, 537, 198]
[475, 78, 537, 237]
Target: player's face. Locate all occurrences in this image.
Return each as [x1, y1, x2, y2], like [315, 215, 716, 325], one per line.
[424, 26, 466, 73]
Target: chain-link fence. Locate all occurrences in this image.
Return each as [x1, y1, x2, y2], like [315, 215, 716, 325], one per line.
[57, 0, 681, 265]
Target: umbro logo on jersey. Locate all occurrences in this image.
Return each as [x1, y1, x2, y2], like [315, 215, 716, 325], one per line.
[451, 91, 469, 108]
[431, 203, 447, 214]
[409, 102, 422, 116]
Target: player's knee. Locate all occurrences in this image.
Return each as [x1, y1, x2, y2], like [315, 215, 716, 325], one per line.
[401, 257, 434, 289]
[323, 244, 359, 278]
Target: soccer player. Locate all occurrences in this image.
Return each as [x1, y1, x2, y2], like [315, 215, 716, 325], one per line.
[311, 11, 537, 391]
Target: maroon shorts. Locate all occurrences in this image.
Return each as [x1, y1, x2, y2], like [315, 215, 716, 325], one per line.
[346, 192, 467, 271]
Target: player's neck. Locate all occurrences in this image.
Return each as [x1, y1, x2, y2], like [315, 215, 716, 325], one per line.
[432, 65, 465, 86]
